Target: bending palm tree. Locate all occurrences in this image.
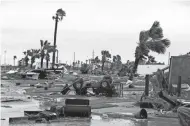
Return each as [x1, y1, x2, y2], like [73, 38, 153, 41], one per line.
[129, 21, 171, 80]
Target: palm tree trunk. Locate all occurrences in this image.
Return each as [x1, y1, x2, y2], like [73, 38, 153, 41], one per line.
[14, 59, 15, 66]
[31, 63, 33, 68]
[52, 14, 58, 69]
[102, 62, 105, 72]
[46, 60, 49, 69]
[129, 57, 140, 80]
[41, 57, 44, 68]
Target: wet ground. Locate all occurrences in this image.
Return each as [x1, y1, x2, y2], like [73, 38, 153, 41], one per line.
[1, 80, 180, 126]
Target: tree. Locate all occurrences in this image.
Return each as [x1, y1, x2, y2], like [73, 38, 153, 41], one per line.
[23, 51, 29, 67]
[27, 49, 40, 68]
[13, 56, 17, 66]
[101, 50, 111, 72]
[52, 8, 66, 68]
[45, 53, 50, 68]
[40, 40, 51, 68]
[18, 59, 22, 66]
[45, 46, 56, 68]
[112, 55, 122, 71]
[118, 61, 134, 77]
[146, 55, 156, 64]
[113, 55, 121, 63]
[94, 56, 100, 64]
[129, 21, 171, 80]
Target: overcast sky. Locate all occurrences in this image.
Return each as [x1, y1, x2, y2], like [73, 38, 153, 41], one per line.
[1, 0, 190, 65]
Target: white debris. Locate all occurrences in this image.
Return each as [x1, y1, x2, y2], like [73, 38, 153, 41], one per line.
[102, 114, 109, 119]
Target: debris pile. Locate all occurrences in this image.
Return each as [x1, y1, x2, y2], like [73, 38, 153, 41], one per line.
[138, 66, 190, 123]
[9, 98, 91, 124]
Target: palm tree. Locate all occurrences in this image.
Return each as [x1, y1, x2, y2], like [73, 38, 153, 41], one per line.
[23, 51, 29, 67]
[112, 55, 122, 71]
[13, 56, 17, 66]
[45, 53, 50, 68]
[40, 40, 51, 68]
[45, 46, 56, 68]
[147, 55, 156, 64]
[101, 50, 111, 72]
[94, 56, 100, 64]
[52, 8, 66, 68]
[129, 21, 171, 80]
[27, 49, 40, 68]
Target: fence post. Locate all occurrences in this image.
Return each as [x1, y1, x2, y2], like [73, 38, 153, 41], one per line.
[177, 76, 181, 97]
[145, 74, 149, 96]
[121, 82, 123, 97]
[119, 83, 121, 97]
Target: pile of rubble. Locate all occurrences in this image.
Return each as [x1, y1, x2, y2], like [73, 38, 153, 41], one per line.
[138, 67, 190, 126]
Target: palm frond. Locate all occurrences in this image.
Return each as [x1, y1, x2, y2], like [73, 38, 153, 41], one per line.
[159, 39, 171, 47]
[149, 27, 163, 39]
[149, 21, 164, 40]
[139, 30, 149, 42]
[44, 40, 48, 45]
[146, 39, 168, 54]
[40, 40, 43, 47]
[13, 56, 17, 59]
[56, 8, 66, 17]
[151, 21, 160, 28]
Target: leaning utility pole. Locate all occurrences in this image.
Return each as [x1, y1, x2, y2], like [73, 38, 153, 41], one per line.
[52, 9, 66, 69]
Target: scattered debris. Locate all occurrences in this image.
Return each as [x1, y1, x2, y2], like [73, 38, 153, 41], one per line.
[1, 105, 12, 108]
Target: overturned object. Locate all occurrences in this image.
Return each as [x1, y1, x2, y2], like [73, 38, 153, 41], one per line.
[70, 75, 117, 97]
[64, 99, 91, 117]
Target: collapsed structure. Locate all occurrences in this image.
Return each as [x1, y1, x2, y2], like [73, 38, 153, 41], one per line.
[140, 55, 190, 125]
